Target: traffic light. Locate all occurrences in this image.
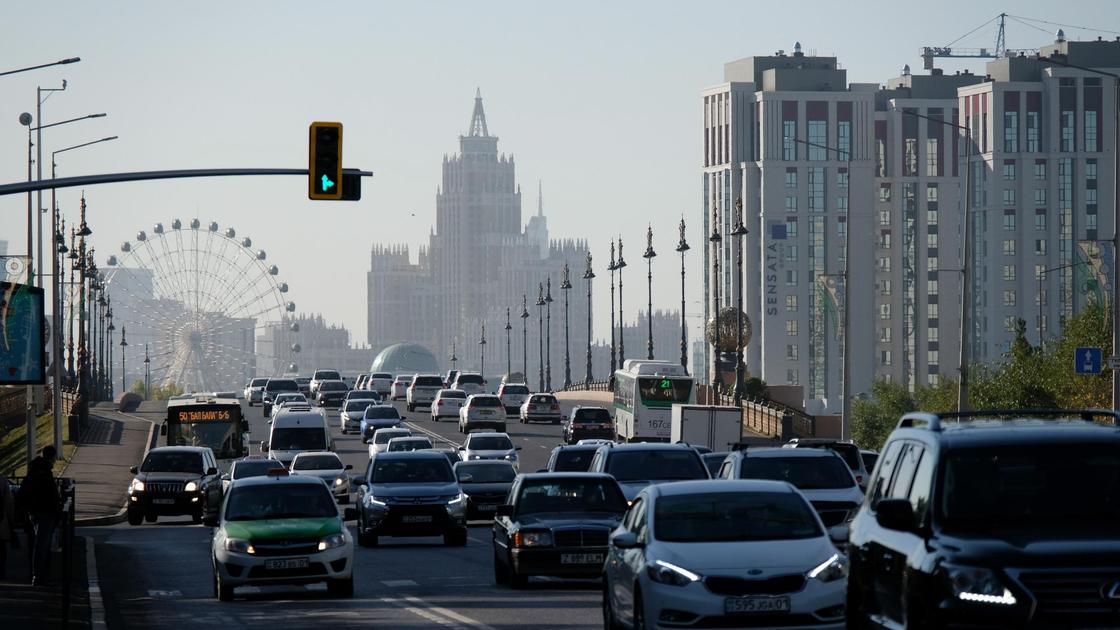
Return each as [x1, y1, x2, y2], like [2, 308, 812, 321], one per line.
[308, 121, 342, 200]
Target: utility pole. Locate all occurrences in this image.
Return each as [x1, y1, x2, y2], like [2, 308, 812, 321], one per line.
[617, 237, 627, 367]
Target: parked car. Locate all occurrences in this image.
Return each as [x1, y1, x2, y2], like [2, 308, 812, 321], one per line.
[431, 389, 467, 421]
[454, 460, 516, 520]
[127, 446, 223, 525]
[390, 375, 411, 400]
[497, 382, 530, 414]
[459, 394, 508, 433]
[244, 377, 269, 406]
[519, 393, 562, 424]
[289, 451, 353, 503]
[603, 479, 847, 629]
[587, 442, 710, 501]
[562, 406, 614, 444]
[353, 451, 468, 547]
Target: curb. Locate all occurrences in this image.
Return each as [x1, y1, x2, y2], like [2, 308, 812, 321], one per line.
[73, 411, 158, 527]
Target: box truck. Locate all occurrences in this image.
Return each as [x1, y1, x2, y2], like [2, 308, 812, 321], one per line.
[670, 404, 742, 451]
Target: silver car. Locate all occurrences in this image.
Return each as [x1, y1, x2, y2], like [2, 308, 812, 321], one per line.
[289, 451, 354, 503]
[339, 399, 375, 434]
[458, 432, 520, 469]
[244, 377, 268, 406]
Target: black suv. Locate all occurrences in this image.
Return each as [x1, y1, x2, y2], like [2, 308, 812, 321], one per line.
[847, 409, 1120, 629]
[126, 446, 222, 525]
[562, 406, 614, 444]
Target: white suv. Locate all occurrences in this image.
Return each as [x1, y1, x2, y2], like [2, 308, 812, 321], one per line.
[309, 369, 342, 397]
[406, 374, 444, 412]
[497, 383, 530, 414]
[458, 394, 507, 434]
[450, 372, 487, 396]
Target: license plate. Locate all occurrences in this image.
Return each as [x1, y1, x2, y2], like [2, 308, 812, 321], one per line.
[560, 553, 604, 564]
[152, 498, 175, 505]
[725, 596, 791, 614]
[479, 410, 492, 415]
[401, 515, 432, 523]
[265, 557, 309, 570]
[476, 504, 497, 512]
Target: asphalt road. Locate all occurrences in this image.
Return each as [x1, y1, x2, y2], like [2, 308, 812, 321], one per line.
[80, 396, 608, 629]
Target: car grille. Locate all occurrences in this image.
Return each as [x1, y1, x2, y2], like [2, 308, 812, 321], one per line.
[387, 496, 444, 505]
[703, 574, 806, 596]
[1013, 568, 1120, 622]
[146, 481, 185, 495]
[250, 537, 321, 557]
[809, 501, 858, 527]
[247, 562, 326, 578]
[553, 528, 610, 548]
[466, 491, 508, 503]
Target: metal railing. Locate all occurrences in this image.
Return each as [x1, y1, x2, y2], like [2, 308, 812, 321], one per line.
[714, 392, 817, 439]
[561, 380, 611, 392]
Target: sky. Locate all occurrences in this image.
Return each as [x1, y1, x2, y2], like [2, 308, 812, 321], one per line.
[2, 0, 1116, 349]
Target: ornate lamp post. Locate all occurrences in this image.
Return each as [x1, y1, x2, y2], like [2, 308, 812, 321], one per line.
[536, 283, 545, 392]
[66, 227, 78, 381]
[143, 343, 151, 399]
[616, 237, 627, 367]
[120, 326, 128, 394]
[583, 252, 595, 384]
[451, 341, 458, 371]
[730, 197, 749, 406]
[560, 264, 572, 388]
[676, 217, 690, 371]
[520, 295, 529, 380]
[479, 325, 487, 378]
[545, 277, 553, 391]
[608, 242, 617, 373]
[107, 306, 115, 399]
[643, 225, 657, 360]
[504, 307, 513, 377]
[709, 192, 723, 394]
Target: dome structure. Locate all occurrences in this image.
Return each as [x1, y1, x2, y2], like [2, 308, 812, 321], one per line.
[370, 343, 439, 376]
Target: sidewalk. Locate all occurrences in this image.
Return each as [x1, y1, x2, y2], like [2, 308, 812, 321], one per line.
[0, 534, 89, 630]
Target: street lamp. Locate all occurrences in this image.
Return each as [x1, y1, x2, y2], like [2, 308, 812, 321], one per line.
[505, 307, 513, 378]
[583, 252, 596, 384]
[451, 341, 458, 371]
[520, 295, 529, 381]
[107, 306, 115, 399]
[709, 191, 723, 394]
[143, 343, 151, 400]
[120, 326, 128, 395]
[545, 277, 554, 391]
[536, 283, 546, 392]
[479, 325, 487, 379]
[608, 242, 617, 374]
[676, 217, 690, 371]
[643, 225, 657, 360]
[0, 57, 80, 78]
[616, 237, 627, 367]
[730, 197, 749, 406]
[561, 263, 573, 388]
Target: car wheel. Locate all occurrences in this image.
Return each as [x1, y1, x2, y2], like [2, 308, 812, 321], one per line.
[192, 508, 204, 525]
[632, 588, 646, 630]
[493, 549, 509, 585]
[509, 561, 528, 589]
[215, 568, 234, 601]
[127, 508, 143, 526]
[144, 512, 158, 524]
[327, 576, 354, 598]
[358, 528, 378, 547]
[845, 572, 867, 629]
[603, 582, 624, 630]
[444, 528, 467, 547]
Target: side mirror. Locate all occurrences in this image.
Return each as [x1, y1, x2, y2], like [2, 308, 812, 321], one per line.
[343, 507, 360, 522]
[875, 499, 915, 533]
[207, 467, 218, 476]
[129, 465, 139, 475]
[611, 531, 643, 549]
[202, 514, 219, 527]
[495, 504, 514, 517]
[457, 446, 465, 451]
[828, 523, 850, 545]
[159, 424, 167, 437]
[344, 464, 353, 471]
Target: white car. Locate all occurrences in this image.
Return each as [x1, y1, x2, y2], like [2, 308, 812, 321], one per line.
[519, 393, 562, 424]
[209, 472, 355, 600]
[386, 436, 434, 452]
[244, 378, 268, 406]
[459, 395, 507, 433]
[309, 369, 342, 397]
[497, 383, 530, 414]
[339, 399, 375, 434]
[431, 389, 467, 421]
[603, 479, 847, 629]
[368, 427, 413, 458]
[458, 431, 520, 468]
[407, 374, 445, 411]
[450, 372, 487, 396]
[269, 393, 309, 420]
[365, 372, 394, 396]
[289, 451, 353, 503]
[390, 375, 411, 400]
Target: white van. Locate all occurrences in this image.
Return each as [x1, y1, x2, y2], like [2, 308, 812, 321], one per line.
[262, 407, 332, 467]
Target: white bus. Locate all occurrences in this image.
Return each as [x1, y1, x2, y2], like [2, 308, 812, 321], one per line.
[612, 360, 694, 442]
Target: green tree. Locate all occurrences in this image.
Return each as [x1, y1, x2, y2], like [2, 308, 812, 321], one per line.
[851, 380, 915, 451]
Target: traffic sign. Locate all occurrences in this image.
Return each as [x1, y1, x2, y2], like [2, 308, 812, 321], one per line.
[1075, 347, 1102, 375]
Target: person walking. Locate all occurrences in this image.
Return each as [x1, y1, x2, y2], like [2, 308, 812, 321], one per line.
[0, 472, 14, 580]
[18, 445, 60, 586]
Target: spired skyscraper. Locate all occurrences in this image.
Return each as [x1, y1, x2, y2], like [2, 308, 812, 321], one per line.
[368, 90, 590, 384]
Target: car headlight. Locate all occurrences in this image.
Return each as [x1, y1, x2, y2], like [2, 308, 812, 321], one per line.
[184, 481, 199, 493]
[225, 538, 255, 554]
[317, 533, 346, 551]
[647, 560, 701, 586]
[514, 531, 553, 547]
[808, 553, 849, 583]
[943, 564, 1017, 605]
[446, 492, 466, 505]
[130, 479, 145, 492]
[504, 453, 518, 461]
[365, 495, 387, 507]
[334, 476, 347, 486]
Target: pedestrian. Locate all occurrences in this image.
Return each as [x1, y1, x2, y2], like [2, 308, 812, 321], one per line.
[0, 471, 14, 580]
[17, 445, 60, 586]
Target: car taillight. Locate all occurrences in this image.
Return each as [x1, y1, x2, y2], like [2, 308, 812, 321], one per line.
[856, 474, 864, 485]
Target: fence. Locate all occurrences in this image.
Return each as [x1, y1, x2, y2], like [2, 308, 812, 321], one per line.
[560, 380, 611, 393]
[709, 391, 817, 440]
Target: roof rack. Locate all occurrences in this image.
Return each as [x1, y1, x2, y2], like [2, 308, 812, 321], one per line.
[897, 408, 1120, 432]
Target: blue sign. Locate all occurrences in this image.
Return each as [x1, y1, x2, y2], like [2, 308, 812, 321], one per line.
[1075, 347, 1102, 375]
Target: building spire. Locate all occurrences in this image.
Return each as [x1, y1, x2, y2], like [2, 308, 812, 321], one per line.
[468, 87, 489, 137]
[537, 180, 543, 217]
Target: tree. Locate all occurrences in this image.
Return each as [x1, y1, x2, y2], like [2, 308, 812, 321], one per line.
[851, 380, 915, 451]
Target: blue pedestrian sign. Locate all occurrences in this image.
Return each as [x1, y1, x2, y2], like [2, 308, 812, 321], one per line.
[1075, 347, 1102, 375]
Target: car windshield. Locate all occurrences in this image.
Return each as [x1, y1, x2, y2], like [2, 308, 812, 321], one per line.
[348, 391, 380, 400]
[269, 427, 326, 451]
[655, 492, 822, 542]
[315, 371, 341, 380]
[371, 459, 454, 484]
[456, 374, 484, 385]
[141, 451, 202, 473]
[389, 439, 432, 451]
[439, 390, 467, 399]
[414, 376, 443, 387]
[469, 435, 513, 450]
[251, 378, 269, 387]
[320, 382, 347, 392]
[553, 449, 596, 472]
[574, 409, 611, 423]
[517, 478, 627, 515]
[371, 373, 392, 379]
[276, 394, 306, 404]
[501, 385, 529, 395]
[232, 460, 285, 479]
[365, 407, 400, 420]
[292, 454, 343, 470]
[740, 456, 854, 490]
[345, 401, 373, 412]
[267, 380, 299, 392]
[940, 445, 1120, 530]
[225, 484, 338, 521]
[471, 397, 502, 407]
[457, 463, 516, 483]
[606, 450, 707, 482]
[375, 430, 410, 444]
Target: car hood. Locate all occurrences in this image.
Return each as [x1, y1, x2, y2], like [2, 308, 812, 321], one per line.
[467, 449, 516, 459]
[796, 486, 864, 504]
[293, 470, 345, 481]
[515, 512, 623, 529]
[936, 526, 1120, 566]
[135, 471, 203, 482]
[369, 482, 459, 498]
[459, 482, 512, 496]
[651, 537, 836, 573]
[224, 516, 340, 540]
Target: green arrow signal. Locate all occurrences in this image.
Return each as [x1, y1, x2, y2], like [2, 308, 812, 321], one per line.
[320, 174, 336, 191]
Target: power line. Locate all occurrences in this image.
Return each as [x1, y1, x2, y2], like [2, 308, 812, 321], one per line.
[1006, 13, 1120, 37]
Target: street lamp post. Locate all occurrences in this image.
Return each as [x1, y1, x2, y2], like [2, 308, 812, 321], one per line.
[643, 226, 657, 360]
[479, 325, 487, 379]
[676, 218, 690, 371]
[536, 283, 545, 392]
[617, 238, 627, 367]
[143, 343, 150, 400]
[0, 57, 80, 78]
[107, 307, 115, 399]
[451, 341, 458, 371]
[505, 308, 513, 378]
[120, 326, 128, 394]
[608, 243, 617, 374]
[709, 192, 723, 395]
[66, 227, 77, 381]
[561, 264, 573, 388]
[520, 295, 529, 380]
[583, 253, 595, 384]
[545, 277, 553, 391]
[1037, 261, 1090, 343]
[731, 197, 749, 406]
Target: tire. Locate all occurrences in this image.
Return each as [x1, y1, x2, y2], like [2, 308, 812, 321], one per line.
[215, 569, 234, 601]
[127, 509, 143, 526]
[493, 550, 509, 585]
[327, 576, 354, 598]
[633, 588, 645, 630]
[603, 582, 624, 630]
[358, 528, 378, 547]
[444, 528, 468, 547]
[509, 561, 528, 589]
[144, 512, 157, 524]
[192, 509, 204, 525]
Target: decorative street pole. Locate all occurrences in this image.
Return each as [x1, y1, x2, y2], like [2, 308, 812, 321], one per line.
[643, 225, 657, 360]
[66, 227, 78, 381]
[72, 206, 91, 436]
[561, 263, 573, 388]
[608, 242, 617, 374]
[479, 325, 487, 378]
[616, 237, 627, 367]
[709, 191, 723, 395]
[545, 277, 553, 391]
[731, 197, 749, 406]
[505, 307, 513, 378]
[536, 283, 545, 392]
[676, 217, 690, 371]
[520, 295, 529, 380]
[143, 343, 151, 399]
[107, 307, 115, 399]
[583, 252, 595, 384]
[120, 326, 128, 394]
[451, 340, 458, 371]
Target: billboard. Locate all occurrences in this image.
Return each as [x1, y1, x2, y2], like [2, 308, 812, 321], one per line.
[0, 281, 46, 385]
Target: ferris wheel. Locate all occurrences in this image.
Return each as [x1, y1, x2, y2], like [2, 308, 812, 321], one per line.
[103, 218, 300, 393]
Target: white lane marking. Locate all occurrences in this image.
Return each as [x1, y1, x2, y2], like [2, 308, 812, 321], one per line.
[381, 579, 418, 587]
[147, 589, 182, 597]
[85, 536, 107, 629]
[403, 595, 500, 630]
[403, 421, 461, 447]
[382, 597, 467, 629]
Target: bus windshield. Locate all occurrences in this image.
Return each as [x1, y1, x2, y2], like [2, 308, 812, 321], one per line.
[637, 377, 692, 404]
[169, 420, 242, 460]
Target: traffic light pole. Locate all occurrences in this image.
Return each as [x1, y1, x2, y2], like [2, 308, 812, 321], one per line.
[0, 167, 373, 197]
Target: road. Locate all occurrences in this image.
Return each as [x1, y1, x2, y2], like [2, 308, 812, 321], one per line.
[80, 396, 607, 629]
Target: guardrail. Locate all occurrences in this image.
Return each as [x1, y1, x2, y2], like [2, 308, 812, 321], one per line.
[560, 380, 611, 393]
[713, 392, 817, 439]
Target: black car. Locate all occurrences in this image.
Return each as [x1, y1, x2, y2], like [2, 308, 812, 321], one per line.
[261, 378, 300, 415]
[316, 380, 349, 407]
[353, 451, 468, 547]
[454, 460, 516, 520]
[562, 406, 615, 444]
[586, 442, 710, 501]
[492, 473, 628, 588]
[126, 446, 222, 525]
[848, 409, 1120, 629]
[542, 444, 600, 472]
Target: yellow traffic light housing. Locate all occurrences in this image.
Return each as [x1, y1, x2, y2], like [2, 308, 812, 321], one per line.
[308, 121, 343, 200]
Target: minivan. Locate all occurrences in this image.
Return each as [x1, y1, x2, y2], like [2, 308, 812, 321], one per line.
[262, 408, 332, 467]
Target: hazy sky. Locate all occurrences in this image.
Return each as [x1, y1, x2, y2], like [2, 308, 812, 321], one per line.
[2, 1, 1115, 348]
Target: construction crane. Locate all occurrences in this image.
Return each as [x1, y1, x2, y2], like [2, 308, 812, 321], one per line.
[921, 13, 1037, 70]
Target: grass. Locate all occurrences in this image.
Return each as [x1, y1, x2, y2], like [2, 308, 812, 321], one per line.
[0, 410, 76, 478]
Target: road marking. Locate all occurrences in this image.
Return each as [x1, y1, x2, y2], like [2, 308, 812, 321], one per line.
[382, 597, 468, 629]
[147, 589, 182, 597]
[403, 595, 500, 630]
[403, 421, 460, 447]
[381, 579, 418, 587]
[85, 536, 107, 630]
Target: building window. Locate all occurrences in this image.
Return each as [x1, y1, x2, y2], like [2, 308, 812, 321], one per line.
[786, 344, 799, 360]
[926, 138, 939, 176]
[808, 168, 825, 212]
[878, 257, 891, 272]
[880, 232, 892, 249]
[881, 350, 892, 366]
[1003, 111, 1018, 153]
[1087, 160, 1098, 180]
[1003, 189, 1016, 207]
[1035, 212, 1046, 231]
[838, 220, 847, 238]
[880, 304, 891, 319]
[808, 120, 827, 161]
[928, 327, 938, 342]
[1003, 240, 1016, 255]
[1034, 188, 1047, 206]
[928, 279, 939, 294]
[1002, 212, 1016, 231]
[786, 294, 798, 311]
[881, 279, 892, 295]
[783, 120, 797, 160]
[1085, 110, 1098, 152]
[1034, 160, 1046, 180]
[1087, 188, 1098, 206]
[928, 303, 939, 319]
[879, 184, 891, 203]
[1036, 289, 1047, 306]
[880, 327, 892, 342]
[838, 121, 851, 161]
[786, 270, 798, 286]
[1026, 111, 1040, 152]
[785, 168, 797, 188]
[785, 245, 798, 262]
[1002, 265, 1016, 281]
[837, 170, 849, 190]
[926, 184, 938, 203]
[928, 257, 938, 271]
[786, 320, 798, 336]
[1003, 290, 1016, 306]
[1004, 316, 1017, 331]
[1061, 110, 1075, 152]
[928, 350, 939, 365]
[1002, 161, 1015, 180]
[1034, 239, 1046, 255]
[879, 210, 891, 226]
[904, 138, 918, 176]
[926, 210, 939, 226]
[786, 369, 799, 385]
[1087, 214, 1098, 231]
[786, 219, 798, 238]
[785, 196, 798, 213]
